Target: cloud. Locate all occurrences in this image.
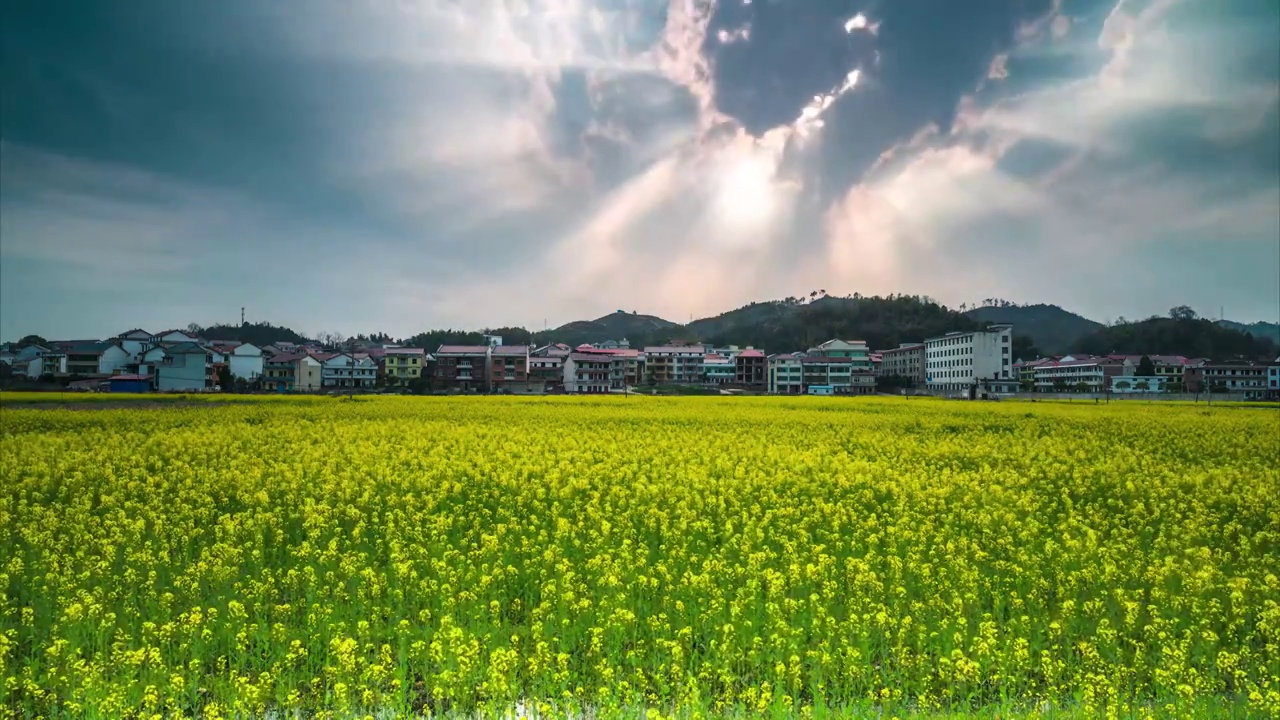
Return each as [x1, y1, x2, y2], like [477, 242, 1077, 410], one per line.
[822, 0, 1280, 320]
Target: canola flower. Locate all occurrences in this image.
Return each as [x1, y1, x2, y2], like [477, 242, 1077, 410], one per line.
[1, 396, 1278, 719]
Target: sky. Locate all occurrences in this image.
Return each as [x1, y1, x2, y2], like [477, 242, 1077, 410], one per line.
[2, 0, 1277, 340]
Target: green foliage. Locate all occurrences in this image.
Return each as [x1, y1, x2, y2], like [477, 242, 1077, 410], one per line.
[1137, 355, 1157, 376]
[963, 304, 1101, 355]
[1074, 317, 1277, 360]
[201, 321, 311, 348]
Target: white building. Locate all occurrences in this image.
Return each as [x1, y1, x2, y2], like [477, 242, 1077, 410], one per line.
[1268, 358, 1280, 399]
[321, 353, 377, 388]
[925, 324, 1013, 394]
[229, 343, 264, 380]
[644, 345, 705, 384]
[563, 353, 615, 393]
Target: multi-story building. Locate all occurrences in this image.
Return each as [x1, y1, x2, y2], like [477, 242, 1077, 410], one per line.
[491, 345, 531, 391]
[1268, 357, 1280, 399]
[228, 343, 264, 381]
[262, 352, 323, 392]
[1185, 362, 1269, 399]
[807, 339, 872, 371]
[114, 329, 153, 361]
[768, 353, 804, 394]
[65, 342, 132, 376]
[383, 347, 425, 383]
[735, 348, 766, 387]
[1032, 356, 1124, 393]
[925, 324, 1013, 394]
[644, 345, 705, 384]
[800, 356, 876, 395]
[528, 354, 564, 392]
[1109, 355, 1189, 390]
[435, 345, 490, 391]
[155, 342, 214, 391]
[563, 353, 615, 393]
[878, 343, 926, 387]
[321, 353, 377, 388]
[703, 354, 736, 385]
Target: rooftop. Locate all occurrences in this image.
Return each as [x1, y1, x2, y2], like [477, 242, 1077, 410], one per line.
[492, 345, 531, 356]
[436, 345, 490, 355]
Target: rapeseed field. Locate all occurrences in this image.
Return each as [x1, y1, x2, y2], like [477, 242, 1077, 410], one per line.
[2, 396, 1278, 718]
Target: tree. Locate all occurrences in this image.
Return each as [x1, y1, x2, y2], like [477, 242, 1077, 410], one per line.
[1136, 355, 1156, 377]
[1169, 305, 1198, 322]
[17, 335, 47, 347]
[216, 366, 232, 391]
[187, 323, 204, 336]
[1052, 378, 1068, 392]
[1074, 381, 1090, 393]
[1135, 380, 1150, 391]
[1114, 380, 1131, 390]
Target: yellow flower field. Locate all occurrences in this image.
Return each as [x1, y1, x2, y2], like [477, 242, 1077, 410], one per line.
[2, 397, 1278, 718]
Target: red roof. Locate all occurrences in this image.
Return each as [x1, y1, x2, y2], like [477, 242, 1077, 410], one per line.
[568, 353, 618, 363]
[737, 349, 765, 358]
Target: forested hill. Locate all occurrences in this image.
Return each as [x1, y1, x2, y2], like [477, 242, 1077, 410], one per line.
[1074, 316, 1278, 359]
[963, 303, 1102, 355]
[200, 322, 312, 347]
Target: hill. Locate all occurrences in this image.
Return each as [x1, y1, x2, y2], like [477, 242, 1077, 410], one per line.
[963, 304, 1102, 355]
[200, 322, 312, 347]
[1074, 317, 1277, 360]
[688, 294, 989, 353]
[545, 310, 681, 348]
[1217, 320, 1280, 346]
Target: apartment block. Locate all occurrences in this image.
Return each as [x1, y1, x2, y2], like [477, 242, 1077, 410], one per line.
[925, 324, 1013, 393]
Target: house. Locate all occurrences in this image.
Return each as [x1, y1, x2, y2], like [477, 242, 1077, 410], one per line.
[114, 329, 153, 361]
[1108, 355, 1190, 386]
[1267, 357, 1280, 399]
[735, 348, 766, 388]
[528, 354, 564, 392]
[1032, 356, 1124, 393]
[768, 353, 805, 394]
[31, 350, 67, 378]
[155, 342, 213, 391]
[563, 353, 615, 393]
[227, 343, 264, 381]
[154, 329, 201, 344]
[435, 345, 490, 391]
[644, 345, 705, 384]
[807, 339, 872, 370]
[65, 342, 131, 376]
[490, 346, 531, 391]
[109, 374, 152, 393]
[593, 338, 631, 350]
[878, 343, 926, 388]
[383, 347, 426, 384]
[703, 354, 736, 385]
[321, 353, 377, 388]
[262, 352, 323, 392]
[925, 324, 1014, 394]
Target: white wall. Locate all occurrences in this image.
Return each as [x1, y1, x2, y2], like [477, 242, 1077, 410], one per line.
[98, 345, 132, 374]
[229, 344, 264, 380]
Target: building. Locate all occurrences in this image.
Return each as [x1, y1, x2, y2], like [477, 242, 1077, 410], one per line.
[263, 352, 323, 392]
[925, 324, 1013, 394]
[154, 330, 201, 344]
[593, 338, 631, 350]
[65, 342, 132, 376]
[29, 350, 67, 378]
[114, 330, 152, 361]
[644, 345, 705, 384]
[1185, 362, 1269, 399]
[155, 342, 213, 391]
[878, 343, 926, 387]
[228, 343, 264, 381]
[703, 354, 735, 385]
[1032, 356, 1125, 393]
[807, 339, 872, 371]
[109, 374, 152, 393]
[435, 345, 490, 391]
[383, 347, 426, 384]
[800, 356, 876, 395]
[528, 354, 564, 392]
[1268, 357, 1280, 399]
[768, 353, 805, 394]
[563, 353, 614, 393]
[491, 346, 531, 391]
[321, 353, 377, 388]
[1110, 375, 1170, 393]
[735, 348, 766, 388]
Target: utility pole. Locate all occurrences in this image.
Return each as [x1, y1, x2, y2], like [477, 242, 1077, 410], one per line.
[241, 307, 245, 326]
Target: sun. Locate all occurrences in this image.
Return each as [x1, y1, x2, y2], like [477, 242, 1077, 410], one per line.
[714, 152, 777, 228]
